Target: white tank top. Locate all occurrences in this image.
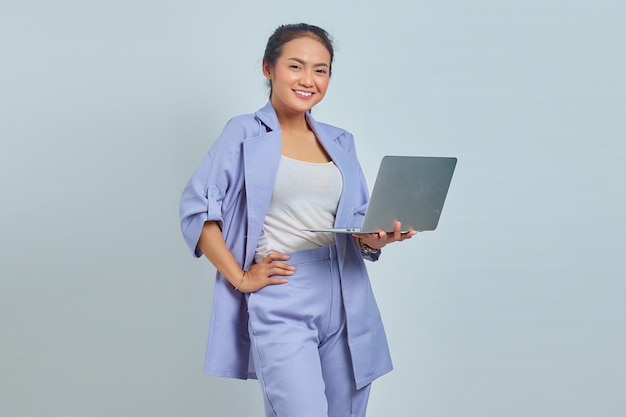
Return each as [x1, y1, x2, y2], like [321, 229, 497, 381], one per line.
[254, 156, 342, 262]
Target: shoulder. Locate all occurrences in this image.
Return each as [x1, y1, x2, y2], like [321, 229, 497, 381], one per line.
[208, 111, 264, 154]
[221, 112, 261, 138]
[219, 101, 278, 139]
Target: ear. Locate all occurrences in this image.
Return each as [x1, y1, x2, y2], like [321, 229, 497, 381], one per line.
[262, 61, 273, 80]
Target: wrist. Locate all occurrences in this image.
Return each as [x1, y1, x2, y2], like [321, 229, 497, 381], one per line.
[358, 238, 379, 254]
[233, 270, 247, 291]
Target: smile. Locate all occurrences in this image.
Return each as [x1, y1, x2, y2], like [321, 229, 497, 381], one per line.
[294, 90, 313, 97]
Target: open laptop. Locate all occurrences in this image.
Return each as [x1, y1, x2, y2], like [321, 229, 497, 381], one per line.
[304, 155, 457, 234]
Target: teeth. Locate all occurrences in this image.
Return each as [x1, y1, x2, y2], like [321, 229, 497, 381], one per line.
[295, 90, 312, 97]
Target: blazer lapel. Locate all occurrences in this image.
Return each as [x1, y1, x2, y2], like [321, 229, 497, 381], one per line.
[241, 104, 282, 266]
[307, 116, 359, 229]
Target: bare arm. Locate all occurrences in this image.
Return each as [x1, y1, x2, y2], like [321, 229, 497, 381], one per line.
[198, 221, 293, 293]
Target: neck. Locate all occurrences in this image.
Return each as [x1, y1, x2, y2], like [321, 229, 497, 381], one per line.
[273, 105, 310, 133]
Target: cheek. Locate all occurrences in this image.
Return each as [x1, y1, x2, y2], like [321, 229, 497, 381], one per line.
[317, 78, 330, 93]
[273, 66, 293, 83]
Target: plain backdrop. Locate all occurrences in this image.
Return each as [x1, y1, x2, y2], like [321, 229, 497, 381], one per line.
[1, 1, 625, 416]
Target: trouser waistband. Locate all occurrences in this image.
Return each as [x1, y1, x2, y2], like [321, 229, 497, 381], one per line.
[284, 245, 337, 265]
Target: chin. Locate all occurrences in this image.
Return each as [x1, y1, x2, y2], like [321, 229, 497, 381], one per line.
[298, 99, 322, 112]
[289, 102, 316, 114]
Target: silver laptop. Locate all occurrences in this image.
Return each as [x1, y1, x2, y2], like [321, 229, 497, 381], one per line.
[304, 155, 457, 234]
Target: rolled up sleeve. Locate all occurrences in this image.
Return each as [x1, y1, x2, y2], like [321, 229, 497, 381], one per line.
[179, 119, 244, 257]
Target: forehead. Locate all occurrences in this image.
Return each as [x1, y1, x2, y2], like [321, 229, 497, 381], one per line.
[279, 36, 331, 63]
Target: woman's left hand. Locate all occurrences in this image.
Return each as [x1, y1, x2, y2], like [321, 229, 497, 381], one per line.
[353, 220, 417, 251]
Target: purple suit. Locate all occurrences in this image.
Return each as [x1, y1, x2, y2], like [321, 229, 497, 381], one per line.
[179, 102, 392, 390]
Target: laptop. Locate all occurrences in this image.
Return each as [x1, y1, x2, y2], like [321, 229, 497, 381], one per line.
[304, 155, 457, 234]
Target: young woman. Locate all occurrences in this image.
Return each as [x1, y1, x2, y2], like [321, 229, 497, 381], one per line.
[180, 23, 415, 417]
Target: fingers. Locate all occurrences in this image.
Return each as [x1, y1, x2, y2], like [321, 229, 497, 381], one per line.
[237, 275, 288, 293]
[389, 221, 418, 242]
[264, 252, 290, 262]
[403, 229, 417, 239]
[263, 253, 295, 276]
[265, 277, 290, 286]
[393, 221, 402, 240]
[266, 263, 295, 277]
[240, 252, 294, 293]
[352, 221, 417, 249]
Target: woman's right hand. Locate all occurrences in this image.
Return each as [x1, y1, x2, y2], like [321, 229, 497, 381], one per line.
[238, 252, 294, 293]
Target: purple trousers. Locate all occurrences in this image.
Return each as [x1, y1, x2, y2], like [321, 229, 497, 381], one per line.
[246, 245, 371, 417]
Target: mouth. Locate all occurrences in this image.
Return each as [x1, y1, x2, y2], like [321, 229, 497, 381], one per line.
[293, 90, 314, 98]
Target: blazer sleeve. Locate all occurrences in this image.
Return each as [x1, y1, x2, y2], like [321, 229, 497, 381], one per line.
[179, 118, 246, 257]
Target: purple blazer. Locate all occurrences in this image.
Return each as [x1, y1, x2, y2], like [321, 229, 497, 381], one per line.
[179, 102, 392, 389]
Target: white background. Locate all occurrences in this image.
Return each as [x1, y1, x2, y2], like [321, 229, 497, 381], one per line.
[1, 1, 625, 416]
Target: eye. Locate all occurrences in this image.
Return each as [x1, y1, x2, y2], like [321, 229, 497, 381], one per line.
[289, 64, 301, 70]
[315, 68, 328, 75]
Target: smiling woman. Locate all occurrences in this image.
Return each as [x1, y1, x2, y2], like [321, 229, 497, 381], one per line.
[179, 23, 415, 417]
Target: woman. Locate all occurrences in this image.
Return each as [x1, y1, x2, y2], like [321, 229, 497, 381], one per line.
[180, 23, 415, 417]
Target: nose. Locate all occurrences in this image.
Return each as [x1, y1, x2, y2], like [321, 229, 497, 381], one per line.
[299, 70, 314, 88]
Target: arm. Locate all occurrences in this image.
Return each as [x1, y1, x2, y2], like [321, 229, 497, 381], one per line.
[198, 221, 294, 293]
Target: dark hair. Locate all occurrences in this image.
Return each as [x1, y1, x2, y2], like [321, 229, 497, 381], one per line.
[263, 23, 334, 91]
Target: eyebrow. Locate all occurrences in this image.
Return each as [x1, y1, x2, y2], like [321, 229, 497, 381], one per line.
[287, 57, 329, 67]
